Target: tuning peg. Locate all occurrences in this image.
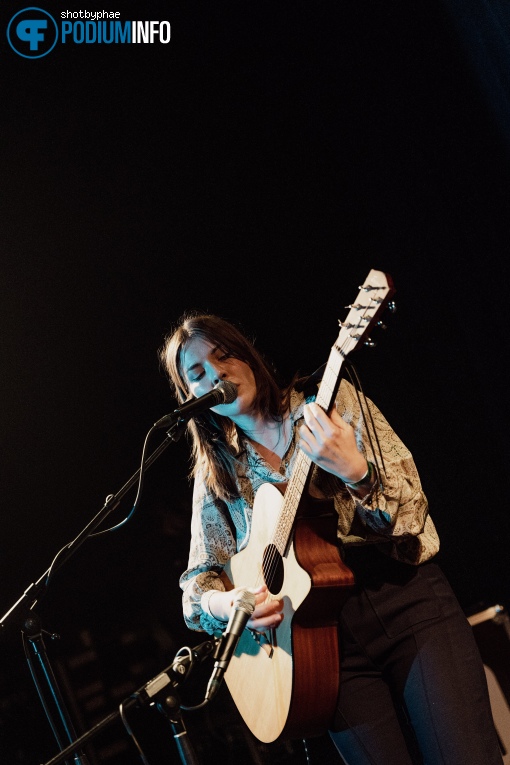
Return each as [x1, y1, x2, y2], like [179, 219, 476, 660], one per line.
[339, 317, 370, 329]
[364, 338, 377, 347]
[388, 301, 397, 313]
[376, 320, 387, 330]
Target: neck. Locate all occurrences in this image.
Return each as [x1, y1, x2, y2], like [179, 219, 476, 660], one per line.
[237, 412, 289, 460]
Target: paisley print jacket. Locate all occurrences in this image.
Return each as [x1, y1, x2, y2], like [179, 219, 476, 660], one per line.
[179, 380, 440, 634]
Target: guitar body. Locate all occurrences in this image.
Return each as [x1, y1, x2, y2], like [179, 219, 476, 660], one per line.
[223, 481, 355, 743]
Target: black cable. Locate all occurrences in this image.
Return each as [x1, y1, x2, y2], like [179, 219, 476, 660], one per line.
[89, 424, 158, 537]
[119, 698, 150, 765]
[43, 424, 160, 593]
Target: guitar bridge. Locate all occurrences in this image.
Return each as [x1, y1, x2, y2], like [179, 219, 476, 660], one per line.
[251, 629, 275, 658]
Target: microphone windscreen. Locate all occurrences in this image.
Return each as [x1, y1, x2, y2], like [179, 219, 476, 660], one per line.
[216, 380, 238, 404]
[233, 589, 256, 615]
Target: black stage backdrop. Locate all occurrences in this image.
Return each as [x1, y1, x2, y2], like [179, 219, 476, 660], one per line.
[1, 2, 510, 764]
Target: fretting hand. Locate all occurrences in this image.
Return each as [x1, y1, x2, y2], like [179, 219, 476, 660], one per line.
[299, 402, 367, 483]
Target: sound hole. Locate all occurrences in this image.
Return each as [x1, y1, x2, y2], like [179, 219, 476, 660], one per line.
[262, 544, 284, 594]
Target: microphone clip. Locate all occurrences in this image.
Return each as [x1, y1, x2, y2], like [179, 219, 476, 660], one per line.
[165, 416, 188, 442]
[134, 639, 216, 707]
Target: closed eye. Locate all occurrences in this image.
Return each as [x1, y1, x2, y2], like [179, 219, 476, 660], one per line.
[188, 350, 233, 383]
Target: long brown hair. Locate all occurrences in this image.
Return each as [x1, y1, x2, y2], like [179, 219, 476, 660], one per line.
[159, 312, 292, 500]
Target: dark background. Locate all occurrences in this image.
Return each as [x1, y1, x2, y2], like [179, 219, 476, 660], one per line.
[1, 1, 510, 763]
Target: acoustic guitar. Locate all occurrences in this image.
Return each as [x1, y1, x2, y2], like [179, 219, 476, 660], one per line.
[223, 269, 396, 743]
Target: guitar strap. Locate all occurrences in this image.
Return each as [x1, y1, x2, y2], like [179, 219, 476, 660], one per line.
[293, 362, 326, 397]
[294, 359, 354, 398]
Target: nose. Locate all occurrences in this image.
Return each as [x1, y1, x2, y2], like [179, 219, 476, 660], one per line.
[213, 371, 227, 385]
[210, 363, 227, 386]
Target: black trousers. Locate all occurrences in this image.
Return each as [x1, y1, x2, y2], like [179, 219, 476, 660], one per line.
[328, 546, 503, 765]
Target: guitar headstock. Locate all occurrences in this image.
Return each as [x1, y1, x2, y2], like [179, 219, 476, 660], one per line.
[336, 269, 396, 356]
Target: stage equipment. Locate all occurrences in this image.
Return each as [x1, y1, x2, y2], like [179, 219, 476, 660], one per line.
[468, 604, 510, 763]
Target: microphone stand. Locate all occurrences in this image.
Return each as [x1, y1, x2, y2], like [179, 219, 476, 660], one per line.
[40, 639, 216, 765]
[0, 416, 188, 765]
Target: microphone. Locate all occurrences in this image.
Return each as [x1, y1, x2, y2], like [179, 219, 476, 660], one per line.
[154, 380, 238, 429]
[205, 589, 256, 702]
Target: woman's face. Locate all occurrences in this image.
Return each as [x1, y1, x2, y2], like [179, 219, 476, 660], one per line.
[180, 336, 257, 418]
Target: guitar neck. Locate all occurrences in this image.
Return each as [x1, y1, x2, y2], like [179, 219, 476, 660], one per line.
[273, 342, 345, 556]
[272, 269, 395, 556]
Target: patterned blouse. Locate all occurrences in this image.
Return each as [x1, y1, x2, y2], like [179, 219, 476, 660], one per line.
[179, 379, 440, 635]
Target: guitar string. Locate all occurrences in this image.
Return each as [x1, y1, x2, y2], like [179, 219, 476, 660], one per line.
[255, 289, 384, 610]
[256, 292, 381, 599]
